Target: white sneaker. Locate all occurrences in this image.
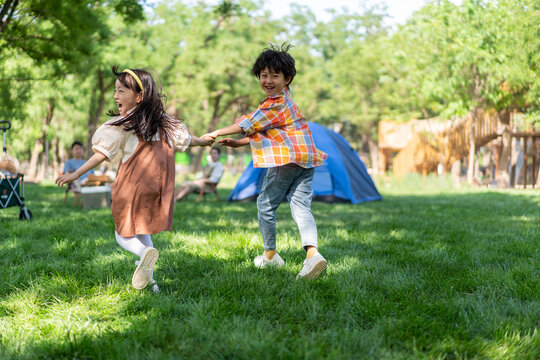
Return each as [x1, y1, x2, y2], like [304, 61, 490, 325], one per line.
[253, 253, 285, 268]
[297, 253, 327, 279]
[132, 247, 159, 290]
[135, 261, 159, 293]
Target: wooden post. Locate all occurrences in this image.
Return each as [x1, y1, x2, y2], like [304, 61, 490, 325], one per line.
[532, 136, 537, 188]
[378, 149, 387, 174]
[522, 136, 528, 188]
[467, 113, 477, 184]
[510, 136, 517, 187]
[493, 141, 501, 182]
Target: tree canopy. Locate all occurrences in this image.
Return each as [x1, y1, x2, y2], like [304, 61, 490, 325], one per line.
[0, 0, 538, 175]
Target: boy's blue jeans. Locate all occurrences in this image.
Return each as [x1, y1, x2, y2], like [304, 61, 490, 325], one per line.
[257, 163, 318, 251]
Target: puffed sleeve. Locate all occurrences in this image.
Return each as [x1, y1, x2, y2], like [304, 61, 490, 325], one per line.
[91, 123, 126, 164]
[171, 120, 191, 152]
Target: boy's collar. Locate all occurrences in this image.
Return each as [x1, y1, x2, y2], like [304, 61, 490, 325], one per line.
[267, 86, 289, 99]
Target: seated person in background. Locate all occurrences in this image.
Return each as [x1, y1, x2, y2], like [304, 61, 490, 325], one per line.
[175, 146, 223, 201]
[64, 141, 94, 202]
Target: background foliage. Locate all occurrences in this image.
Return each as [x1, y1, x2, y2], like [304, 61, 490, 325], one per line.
[0, 0, 538, 172]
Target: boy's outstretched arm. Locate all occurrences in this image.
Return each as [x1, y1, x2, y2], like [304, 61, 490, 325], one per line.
[218, 137, 250, 148]
[203, 124, 243, 140]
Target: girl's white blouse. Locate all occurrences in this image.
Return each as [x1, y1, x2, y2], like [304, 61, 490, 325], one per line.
[92, 117, 191, 167]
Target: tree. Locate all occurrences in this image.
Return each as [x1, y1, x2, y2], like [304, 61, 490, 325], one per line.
[284, 5, 388, 170]
[0, 0, 143, 64]
[0, 0, 145, 179]
[375, 0, 539, 182]
[142, 0, 281, 170]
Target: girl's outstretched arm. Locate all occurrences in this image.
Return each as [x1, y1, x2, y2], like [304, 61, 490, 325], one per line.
[55, 152, 107, 187]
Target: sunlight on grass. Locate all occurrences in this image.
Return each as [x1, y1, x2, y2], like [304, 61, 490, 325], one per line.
[0, 182, 538, 359]
[0, 290, 135, 356]
[482, 329, 539, 360]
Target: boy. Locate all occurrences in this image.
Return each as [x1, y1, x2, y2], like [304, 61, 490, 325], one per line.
[205, 44, 328, 279]
[63, 141, 94, 204]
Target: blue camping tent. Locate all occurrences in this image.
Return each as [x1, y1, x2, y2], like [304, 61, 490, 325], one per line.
[228, 122, 382, 204]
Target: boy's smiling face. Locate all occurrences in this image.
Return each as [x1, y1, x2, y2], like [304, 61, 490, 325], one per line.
[259, 67, 290, 97]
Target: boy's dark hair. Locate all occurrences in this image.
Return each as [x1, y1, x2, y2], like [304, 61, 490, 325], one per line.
[211, 146, 221, 155]
[251, 43, 296, 85]
[107, 66, 177, 142]
[71, 141, 83, 149]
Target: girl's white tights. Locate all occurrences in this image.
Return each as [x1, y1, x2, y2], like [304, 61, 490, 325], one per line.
[114, 231, 153, 256]
[114, 231, 154, 279]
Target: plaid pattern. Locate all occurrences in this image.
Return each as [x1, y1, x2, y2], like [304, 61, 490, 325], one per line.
[236, 87, 327, 168]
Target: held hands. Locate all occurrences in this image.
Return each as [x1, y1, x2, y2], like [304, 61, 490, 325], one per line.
[200, 135, 215, 147]
[201, 131, 219, 141]
[200, 126, 248, 148]
[191, 134, 215, 147]
[55, 172, 78, 187]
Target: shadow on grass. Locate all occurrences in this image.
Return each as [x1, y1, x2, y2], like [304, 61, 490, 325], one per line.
[0, 184, 538, 359]
[1, 232, 345, 359]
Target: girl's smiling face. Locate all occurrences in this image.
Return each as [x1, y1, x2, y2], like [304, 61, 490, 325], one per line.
[259, 67, 291, 96]
[114, 79, 142, 116]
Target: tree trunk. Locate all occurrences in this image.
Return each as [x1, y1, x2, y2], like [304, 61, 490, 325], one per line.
[497, 125, 511, 188]
[51, 136, 60, 178]
[27, 139, 42, 180]
[367, 137, 378, 176]
[467, 68, 487, 185]
[86, 69, 113, 157]
[0, 0, 19, 36]
[166, 93, 178, 118]
[378, 150, 385, 174]
[451, 159, 461, 187]
[496, 110, 512, 188]
[27, 97, 55, 181]
[37, 140, 49, 181]
[193, 147, 207, 173]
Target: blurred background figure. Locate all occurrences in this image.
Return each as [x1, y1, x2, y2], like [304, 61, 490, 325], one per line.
[63, 141, 94, 205]
[174, 147, 223, 201]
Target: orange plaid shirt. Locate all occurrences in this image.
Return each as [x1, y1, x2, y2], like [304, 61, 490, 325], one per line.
[235, 87, 327, 168]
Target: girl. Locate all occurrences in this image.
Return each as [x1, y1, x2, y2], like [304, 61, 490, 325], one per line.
[56, 67, 213, 291]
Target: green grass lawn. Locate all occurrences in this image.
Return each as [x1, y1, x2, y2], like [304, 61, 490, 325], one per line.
[0, 176, 538, 359]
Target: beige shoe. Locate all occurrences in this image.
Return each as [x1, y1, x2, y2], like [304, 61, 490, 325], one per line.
[132, 247, 159, 289]
[253, 253, 285, 268]
[296, 253, 327, 279]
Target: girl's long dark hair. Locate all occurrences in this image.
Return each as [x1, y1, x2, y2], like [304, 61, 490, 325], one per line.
[107, 66, 176, 142]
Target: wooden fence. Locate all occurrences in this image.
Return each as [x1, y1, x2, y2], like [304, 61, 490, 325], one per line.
[391, 111, 501, 177]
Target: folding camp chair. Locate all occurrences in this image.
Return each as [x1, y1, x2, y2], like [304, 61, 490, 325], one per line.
[0, 120, 32, 220]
